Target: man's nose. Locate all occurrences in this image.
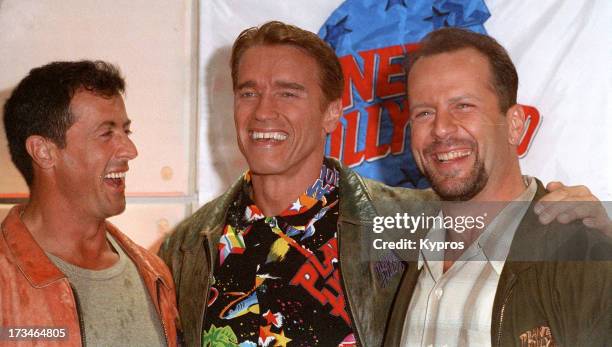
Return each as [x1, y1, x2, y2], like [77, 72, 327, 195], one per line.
[254, 94, 279, 121]
[117, 133, 138, 160]
[432, 109, 458, 139]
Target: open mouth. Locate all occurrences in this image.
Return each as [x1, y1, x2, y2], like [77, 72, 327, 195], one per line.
[103, 171, 126, 189]
[435, 149, 472, 162]
[249, 131, 288, 142]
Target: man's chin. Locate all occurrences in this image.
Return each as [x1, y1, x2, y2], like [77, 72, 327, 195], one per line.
[245, 159, 289, 176]
[103, 200, 127, 218]
[430, 177, 486, 202]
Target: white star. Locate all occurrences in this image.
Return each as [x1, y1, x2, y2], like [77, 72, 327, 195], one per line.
[289, 198, 303, 211]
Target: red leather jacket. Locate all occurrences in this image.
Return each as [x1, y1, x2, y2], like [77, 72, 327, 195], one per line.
[0, 205, 179, 347]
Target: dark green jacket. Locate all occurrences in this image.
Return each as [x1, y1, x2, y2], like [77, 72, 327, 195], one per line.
[159, 158, 437, 347]
[384, 182, 612, 347]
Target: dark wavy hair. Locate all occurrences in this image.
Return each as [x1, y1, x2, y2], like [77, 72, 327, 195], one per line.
[3, 60, 125, 185]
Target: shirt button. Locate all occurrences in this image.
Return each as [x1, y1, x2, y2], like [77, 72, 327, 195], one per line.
[435, 288, 444, 299]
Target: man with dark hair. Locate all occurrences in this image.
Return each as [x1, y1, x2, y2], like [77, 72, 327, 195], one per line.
[160, 22, 609, 347]
[384, 28, 612, 346]
[1, 60, 178, 347]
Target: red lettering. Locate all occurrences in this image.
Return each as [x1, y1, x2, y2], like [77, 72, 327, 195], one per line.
[375, 45, 405, 99]
[290, 239, 350, 324]
[325, 265, 342, 293]
[328, 124, 343, 160]
[365, 104, 391, 160]
[385, 100, 410, 154]
[322, 287, 349, 323]
[332, 42, 421, 164]
[340, 50, 376, 109]
[290, 262, 327, 304]
[342, 110, 365, 167]
[308, 252, 334, 279]
[403, 43, 420, 54]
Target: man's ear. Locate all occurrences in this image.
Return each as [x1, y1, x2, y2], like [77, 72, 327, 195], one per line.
[322, 98, 342, 133]
[506, 104, 526, 146]
[25, 135, 57, 170]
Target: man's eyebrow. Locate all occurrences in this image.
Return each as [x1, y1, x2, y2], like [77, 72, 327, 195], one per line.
[236, 81, 256, 90]
[408, 102, 429, 113]
[275, 81, 305, 91]
[448, 94, 480, 103]
[95, 119, 131, 130]
[95, 121, 117, 130]
[408, 94, 483, 112]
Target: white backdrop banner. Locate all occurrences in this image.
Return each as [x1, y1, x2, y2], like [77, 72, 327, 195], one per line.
[198, 0, 612, 204]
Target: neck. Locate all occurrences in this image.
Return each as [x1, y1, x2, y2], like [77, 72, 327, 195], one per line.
[250, 159, 323, 216]
[21, 186, 117, 270]
[442, 162, 526, 272]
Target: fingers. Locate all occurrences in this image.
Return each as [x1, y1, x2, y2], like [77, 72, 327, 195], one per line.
[535, 182, 603, 226]
[538, 182, 594, 204]
[544, 181, 564, 194]
[536, 201, 601, 225]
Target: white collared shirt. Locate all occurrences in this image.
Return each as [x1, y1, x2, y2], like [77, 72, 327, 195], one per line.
[401, 177, 537, 347]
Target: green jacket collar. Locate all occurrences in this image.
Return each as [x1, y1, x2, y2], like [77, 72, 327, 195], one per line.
[189, 157, 378, 241]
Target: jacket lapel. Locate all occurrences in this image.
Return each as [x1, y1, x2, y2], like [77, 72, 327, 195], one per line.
[491, 180, 549, 345]
[1, 205, 66, 287]
[177, 176, 244, 345]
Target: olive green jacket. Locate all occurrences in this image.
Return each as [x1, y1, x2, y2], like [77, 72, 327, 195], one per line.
[159, 158, 437, 347]
[383, 182, 612, 347]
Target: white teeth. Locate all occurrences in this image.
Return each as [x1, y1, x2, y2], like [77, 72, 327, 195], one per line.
[104, 172, 126, 179]
[436, 150, 471, 162]
[250, 131, 288, 141]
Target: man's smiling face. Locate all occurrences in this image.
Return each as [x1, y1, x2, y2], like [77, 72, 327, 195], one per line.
[54, 90, 138, 218]
[408, 48, 513, 201]
[233, 44, 340, 179]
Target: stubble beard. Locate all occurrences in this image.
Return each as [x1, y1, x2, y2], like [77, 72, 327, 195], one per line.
[424, 155, 489, 202]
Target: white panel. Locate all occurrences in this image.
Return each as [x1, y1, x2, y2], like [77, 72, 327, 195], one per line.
[0, 204, 14, 222]
[0, 0, 197, 196]
[108, 202, 191, 250]
[485, 0, 612, 200]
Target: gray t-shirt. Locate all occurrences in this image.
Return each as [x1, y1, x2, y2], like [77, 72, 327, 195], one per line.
[47, 234, 167, 347]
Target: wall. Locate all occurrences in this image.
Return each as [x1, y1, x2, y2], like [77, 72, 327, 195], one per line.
[0, 0, 199, 248]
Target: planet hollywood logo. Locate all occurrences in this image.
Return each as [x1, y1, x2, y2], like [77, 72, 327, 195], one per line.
[319, 0, 540, 188]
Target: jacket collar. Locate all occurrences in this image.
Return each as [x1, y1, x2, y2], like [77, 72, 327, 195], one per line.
[331, 158, 379, 224]
[105, 220, 169, 288]
[190, 157, 379, 239]
[1, 205, 65, 287]
[1, 204, 168, 289]
[196, 174, 245, 239]
[502, 178, 550, 274]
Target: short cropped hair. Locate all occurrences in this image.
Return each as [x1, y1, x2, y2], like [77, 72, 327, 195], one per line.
[407, 28, 518, 113]
[3, 60, 125, 185]
[230, 21, 344, 106]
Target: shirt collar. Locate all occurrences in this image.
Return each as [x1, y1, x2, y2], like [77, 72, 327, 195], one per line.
[481, 176, 537, 274]
[418, 176, 538, 275]
[242, 161, 340, 222]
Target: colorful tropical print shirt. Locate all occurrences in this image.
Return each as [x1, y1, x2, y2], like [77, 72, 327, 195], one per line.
[202, 162, 356, 347]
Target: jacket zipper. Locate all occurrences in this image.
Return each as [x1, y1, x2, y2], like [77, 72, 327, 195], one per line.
[337, 221, 363, 347]
[496, 285, 515, 347]
[70, 284, 87, 346]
